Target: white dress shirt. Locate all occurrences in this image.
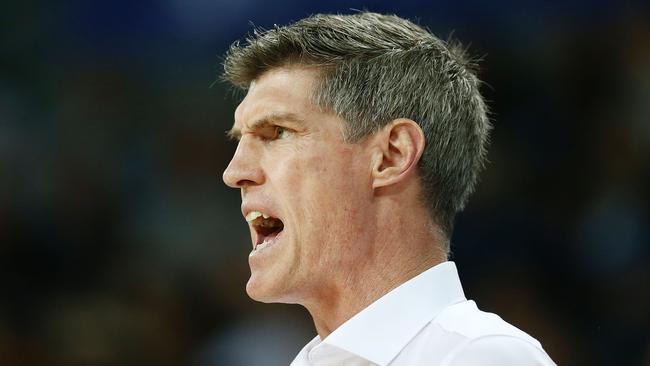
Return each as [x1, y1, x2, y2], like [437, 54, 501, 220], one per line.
[290, 261, 556, 366]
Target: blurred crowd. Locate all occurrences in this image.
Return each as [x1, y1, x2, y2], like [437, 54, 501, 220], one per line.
[1, 1, 648, 365]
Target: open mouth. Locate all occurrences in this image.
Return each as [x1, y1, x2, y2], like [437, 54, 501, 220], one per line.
[246, 211, 284, 252]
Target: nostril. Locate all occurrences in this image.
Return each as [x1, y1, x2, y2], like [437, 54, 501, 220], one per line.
[236, 179, 257, 188]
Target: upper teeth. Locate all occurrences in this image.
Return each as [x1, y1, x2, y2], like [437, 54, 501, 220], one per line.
[246, 211, 270, 222]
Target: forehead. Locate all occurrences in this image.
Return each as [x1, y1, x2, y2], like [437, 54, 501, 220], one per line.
[233, 67, 321, 129]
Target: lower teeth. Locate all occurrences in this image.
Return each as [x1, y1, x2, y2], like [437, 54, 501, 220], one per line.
[255, 239, 272, 251]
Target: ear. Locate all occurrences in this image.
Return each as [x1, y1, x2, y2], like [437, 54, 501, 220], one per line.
[371, 118, 426, 189]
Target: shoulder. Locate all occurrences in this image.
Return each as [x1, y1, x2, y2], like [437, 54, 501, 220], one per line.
[434, 301, 556, 365]
[439, 334, 557, 365]
[436, 300, 539, 342]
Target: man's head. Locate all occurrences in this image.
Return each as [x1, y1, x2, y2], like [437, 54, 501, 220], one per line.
[222, 12, 490, 303]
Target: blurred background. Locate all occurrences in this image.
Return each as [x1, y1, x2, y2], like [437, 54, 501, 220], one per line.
[1, 0, 649, 365]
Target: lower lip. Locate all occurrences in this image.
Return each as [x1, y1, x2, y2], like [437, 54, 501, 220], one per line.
[249, 230, 284, 258]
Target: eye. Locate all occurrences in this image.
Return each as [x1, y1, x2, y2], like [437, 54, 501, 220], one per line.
[258, 125, 292, 141]
[276, 126, 289, 139]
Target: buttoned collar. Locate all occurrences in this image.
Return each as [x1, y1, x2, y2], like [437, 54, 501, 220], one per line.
[304, 261, 466, 366]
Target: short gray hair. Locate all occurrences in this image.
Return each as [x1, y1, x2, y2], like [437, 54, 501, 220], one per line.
[222, 12, 491, 250]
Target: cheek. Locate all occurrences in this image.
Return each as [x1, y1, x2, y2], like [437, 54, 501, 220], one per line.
[308, 160, 370, 237]
[272, 144, 370, 228]
[303, 154, 364, 203]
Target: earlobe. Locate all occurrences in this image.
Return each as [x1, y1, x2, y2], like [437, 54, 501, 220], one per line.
[371, 119, 425, 189]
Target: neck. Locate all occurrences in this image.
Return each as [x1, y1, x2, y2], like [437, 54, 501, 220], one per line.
[302, 204, 447, 339]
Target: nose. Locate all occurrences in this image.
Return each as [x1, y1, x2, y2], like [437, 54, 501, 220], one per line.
[222, 138, 265, 188]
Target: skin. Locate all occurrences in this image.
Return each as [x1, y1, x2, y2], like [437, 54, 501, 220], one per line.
[222, 65, 447, 338]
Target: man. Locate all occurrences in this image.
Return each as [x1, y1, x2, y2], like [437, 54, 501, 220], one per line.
[221, 12, 556, 366]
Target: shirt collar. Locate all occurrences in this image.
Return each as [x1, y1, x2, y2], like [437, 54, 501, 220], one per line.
[314, 261, 466, 366]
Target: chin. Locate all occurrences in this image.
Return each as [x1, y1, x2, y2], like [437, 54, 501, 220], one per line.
[246, 274, 302, 304]
[246, 275, 280, 303]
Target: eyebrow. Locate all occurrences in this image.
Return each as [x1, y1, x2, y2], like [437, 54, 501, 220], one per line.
[226, 112, 305, 141]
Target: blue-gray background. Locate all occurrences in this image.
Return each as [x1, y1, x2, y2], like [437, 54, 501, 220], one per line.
[1, 1, 649, 365]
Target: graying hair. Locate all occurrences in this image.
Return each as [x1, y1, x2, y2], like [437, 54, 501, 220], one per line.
[222, 12, 491, 251]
